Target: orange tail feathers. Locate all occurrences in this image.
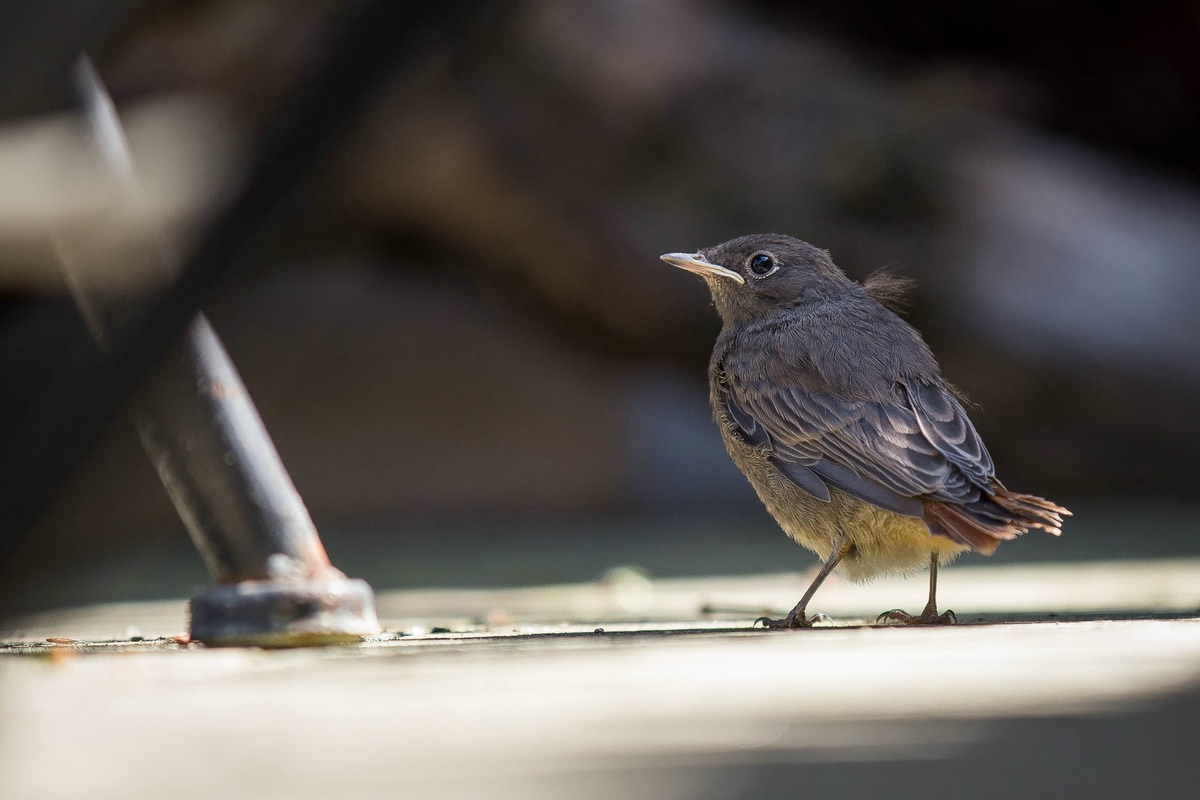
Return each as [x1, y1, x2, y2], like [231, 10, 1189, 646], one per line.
[923, 485, 1070, 556]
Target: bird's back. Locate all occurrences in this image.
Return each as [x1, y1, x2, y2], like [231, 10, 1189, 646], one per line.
[709, 282, 1066, 565]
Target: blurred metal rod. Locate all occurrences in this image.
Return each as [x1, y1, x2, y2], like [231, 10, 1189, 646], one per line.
[0, 1, 479, 595]
[66, 57, 337, 583]
[135, 315, 338, 585]
[0, 0, 477, 568]
[57, 56, 379, 645]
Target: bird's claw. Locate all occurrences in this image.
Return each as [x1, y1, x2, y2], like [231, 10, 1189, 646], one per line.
[755, 614, 811, 629]
[876, 607, 957, 626]
[754, 611, 825, 629]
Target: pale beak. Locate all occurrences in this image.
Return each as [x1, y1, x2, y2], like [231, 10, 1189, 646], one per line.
[660, 252, 745, 284]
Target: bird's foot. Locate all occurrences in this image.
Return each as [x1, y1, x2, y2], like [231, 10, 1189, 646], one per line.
[754, 611, 830, 629]
[876, 606, 956, 626]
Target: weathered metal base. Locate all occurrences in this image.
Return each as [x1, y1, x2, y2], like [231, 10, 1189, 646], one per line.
[189, 577, 381, 647]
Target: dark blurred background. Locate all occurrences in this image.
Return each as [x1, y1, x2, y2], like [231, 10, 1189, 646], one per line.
[1, 0, 1198, 613]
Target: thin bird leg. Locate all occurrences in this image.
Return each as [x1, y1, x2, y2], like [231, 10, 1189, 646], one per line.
[757, 529, 851, 629]
[877, 553, 957, 625]
[925, 554, 941, 617]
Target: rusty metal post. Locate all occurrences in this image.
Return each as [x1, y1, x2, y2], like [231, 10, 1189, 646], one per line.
[57, 57, 379, 646]
[137, 316, 380, 646]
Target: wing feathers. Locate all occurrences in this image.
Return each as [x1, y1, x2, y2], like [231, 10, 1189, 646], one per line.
[810, 461, 924, 517]
[906, 382, 994, 485]
[771, 459, 832, 502]
[718, 357, 1069, 553]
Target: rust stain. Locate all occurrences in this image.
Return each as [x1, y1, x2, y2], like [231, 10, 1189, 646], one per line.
[209, 380, 241, 400]
[48, 647, 78, 665]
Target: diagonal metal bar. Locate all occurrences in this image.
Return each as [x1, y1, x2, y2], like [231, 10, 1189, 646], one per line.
[62, 54, 332, 583]
[0, 0, 483, 574]
[0, 1, 131, 121]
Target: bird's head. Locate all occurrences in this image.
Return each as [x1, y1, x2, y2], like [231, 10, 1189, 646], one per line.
[661, 233, 852, 325]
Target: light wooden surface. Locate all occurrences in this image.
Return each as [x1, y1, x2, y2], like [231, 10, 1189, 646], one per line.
[2, 560, 1199, 799]
[4, 558, 1199, 642]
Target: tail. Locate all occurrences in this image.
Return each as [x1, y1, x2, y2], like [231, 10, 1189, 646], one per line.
[923, 483, 1070, 556]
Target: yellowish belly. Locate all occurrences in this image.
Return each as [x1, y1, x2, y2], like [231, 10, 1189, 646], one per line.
[784, 495, 968, 583]
[721, 425, 972, 583]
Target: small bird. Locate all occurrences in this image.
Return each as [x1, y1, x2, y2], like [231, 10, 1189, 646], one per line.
[662, 234, 1069, 627]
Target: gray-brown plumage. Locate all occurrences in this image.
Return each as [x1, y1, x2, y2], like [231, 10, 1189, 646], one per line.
[661, 234, 1069, 628]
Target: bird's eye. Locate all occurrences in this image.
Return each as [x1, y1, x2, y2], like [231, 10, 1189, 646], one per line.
[748, 253, 776, 276]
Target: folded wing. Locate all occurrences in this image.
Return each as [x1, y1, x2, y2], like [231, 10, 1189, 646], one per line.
[721, 373, 991, 513]
[717, 370, 1067, 551]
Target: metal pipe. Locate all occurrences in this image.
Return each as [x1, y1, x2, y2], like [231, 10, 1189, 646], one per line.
[0, 2, 478, 580]
[132, 315, 336, 585]
[55, 56, 379, 645]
